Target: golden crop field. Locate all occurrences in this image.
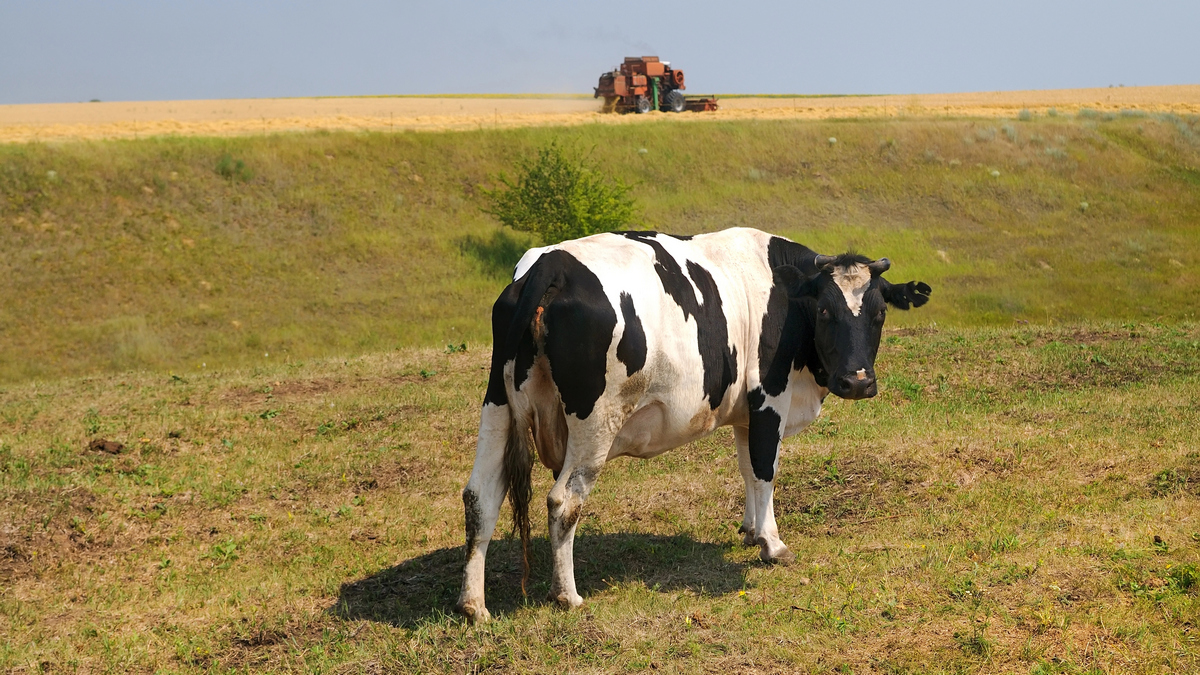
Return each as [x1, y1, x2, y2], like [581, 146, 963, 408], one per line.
[2, 85, 1198, 143]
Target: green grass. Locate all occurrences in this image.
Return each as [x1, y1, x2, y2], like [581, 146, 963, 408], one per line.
[2, 323, 1199, 672]
[3, 114, 1199, 383]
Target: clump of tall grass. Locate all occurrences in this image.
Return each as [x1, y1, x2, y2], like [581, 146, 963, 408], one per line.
[215, 154, 253, 182]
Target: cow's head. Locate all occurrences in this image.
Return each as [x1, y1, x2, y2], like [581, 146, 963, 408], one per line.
[783, 253, 932, 400]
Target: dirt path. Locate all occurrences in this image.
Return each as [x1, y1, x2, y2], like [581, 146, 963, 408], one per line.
[2, 85, 1197, 143]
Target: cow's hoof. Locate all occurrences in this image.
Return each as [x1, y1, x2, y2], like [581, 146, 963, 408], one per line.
[550, 591, 584, 610]
[756, 537, 796, 565]
[455, 598, 492, 624]
[738, 524, 757, 548]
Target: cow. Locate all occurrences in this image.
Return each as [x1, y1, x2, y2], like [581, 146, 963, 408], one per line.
[456, 227, 932, 622]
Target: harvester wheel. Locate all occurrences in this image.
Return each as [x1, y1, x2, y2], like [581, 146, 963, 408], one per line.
[664, 90, 686, 113]
[634, 96, 652, 114]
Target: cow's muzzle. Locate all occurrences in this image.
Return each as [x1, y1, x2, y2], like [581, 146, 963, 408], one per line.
[830, 368, 877, 400]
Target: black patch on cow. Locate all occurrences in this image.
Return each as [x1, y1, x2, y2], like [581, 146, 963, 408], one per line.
[746, 386, 782, 482]
[756, 265, 830, 396]
[623, 232, 738, 409]
[614, 230, 693, 241]
[530, 251, 617, 418]
[686, 261, 738, 408]
[484, 275, 526, 406]
[767, 236, 821, 276]
[462, 488, 482, 556]
[494, 250, 617, 420]
[616, 292, 647, 377]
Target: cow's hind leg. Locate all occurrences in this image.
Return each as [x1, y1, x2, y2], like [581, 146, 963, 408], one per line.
[545, 431, 612, 609]
[734, 426, 758, 547]
[456, 402, 510, 623]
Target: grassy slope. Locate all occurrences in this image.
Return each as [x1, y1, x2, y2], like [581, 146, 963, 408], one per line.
[2, 324, 1199, 673]
[2, 114, 1199, 383]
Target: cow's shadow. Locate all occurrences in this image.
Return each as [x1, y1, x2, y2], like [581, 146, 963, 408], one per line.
[334, 533, 747, 627]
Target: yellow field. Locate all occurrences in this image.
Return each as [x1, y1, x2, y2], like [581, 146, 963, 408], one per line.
[2, 85, 1198, 143]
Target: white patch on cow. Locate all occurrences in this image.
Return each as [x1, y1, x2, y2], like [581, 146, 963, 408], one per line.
[513, 245, 551, 280]
[831, 263, 872, 316]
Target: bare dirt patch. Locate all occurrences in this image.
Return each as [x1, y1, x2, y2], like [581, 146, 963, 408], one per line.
[3, 86, 1198, 143]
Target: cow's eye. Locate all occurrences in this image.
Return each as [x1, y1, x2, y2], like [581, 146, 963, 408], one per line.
[818, 307, 830, 319]
[875, 309, 886, 321]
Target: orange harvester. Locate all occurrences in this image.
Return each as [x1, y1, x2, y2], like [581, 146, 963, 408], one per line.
[594, 56, 718, 114]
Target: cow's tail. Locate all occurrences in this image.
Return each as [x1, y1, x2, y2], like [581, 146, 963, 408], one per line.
[498, 255, 565, 596]
[503, 409, 535, 595]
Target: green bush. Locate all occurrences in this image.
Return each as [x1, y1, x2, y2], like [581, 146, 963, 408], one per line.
[482, 141, 636, 244]
[215, 154, 253, 182]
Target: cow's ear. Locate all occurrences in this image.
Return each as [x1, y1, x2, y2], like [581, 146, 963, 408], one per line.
[773, 265, 819, 298]
[878, 277, 932, 309]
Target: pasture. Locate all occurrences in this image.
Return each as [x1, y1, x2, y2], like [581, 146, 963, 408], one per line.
[2, 323, 1199, 673]
[2, 111, 1200, 673]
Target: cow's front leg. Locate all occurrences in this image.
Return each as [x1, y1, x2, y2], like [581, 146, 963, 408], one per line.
[746, 401, 795, 564]
[733, 426, 758, 547]
[455, 403, 510, 623]
[545, 447, 607, 610]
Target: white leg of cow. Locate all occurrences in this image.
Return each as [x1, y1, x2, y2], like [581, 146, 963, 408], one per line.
[545, 432, 611, 609]
[733, 426, 758, 547]
[456, 403, 510, 623]
[750, 475, 793, 563]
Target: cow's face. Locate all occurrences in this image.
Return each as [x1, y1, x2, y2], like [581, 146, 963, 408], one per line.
[803, 254, 932, 400]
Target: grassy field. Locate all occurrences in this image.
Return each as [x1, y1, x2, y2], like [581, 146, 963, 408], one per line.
[2, 113, 1199, 383]
[2, 322, 1199, 673]
[3, 111, 1199, 672]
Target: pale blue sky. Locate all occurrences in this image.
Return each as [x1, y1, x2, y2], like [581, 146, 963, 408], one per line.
[2, 1, 1196, 104]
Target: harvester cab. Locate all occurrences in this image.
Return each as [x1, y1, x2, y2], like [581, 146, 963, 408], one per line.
[594, 56, 718, 114]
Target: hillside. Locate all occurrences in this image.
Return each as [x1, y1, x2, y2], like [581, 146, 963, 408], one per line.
[2, 113, 1199, 382]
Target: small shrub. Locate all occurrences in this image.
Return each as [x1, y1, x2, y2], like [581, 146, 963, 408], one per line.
[1077, 108, 1100, 120]
[215, 154, 253, 182]
[1047, 107, 1058, 117]
[1018, 109, 1033, 121]
[1002, 124, 1018, 142]
[482, 141, 637, 244]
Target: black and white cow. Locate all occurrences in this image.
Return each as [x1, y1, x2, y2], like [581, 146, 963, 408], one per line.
[457, 227, 931, 622]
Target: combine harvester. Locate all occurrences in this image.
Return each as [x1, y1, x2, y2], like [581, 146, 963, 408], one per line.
[594, 56, 718, 114]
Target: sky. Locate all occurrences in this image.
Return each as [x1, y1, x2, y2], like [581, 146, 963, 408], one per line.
[2, 0, 1197, 105]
